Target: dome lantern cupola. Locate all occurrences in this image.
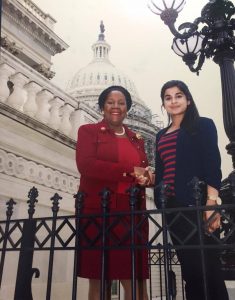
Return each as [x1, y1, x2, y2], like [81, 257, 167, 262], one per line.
[92, 21, 111, 62]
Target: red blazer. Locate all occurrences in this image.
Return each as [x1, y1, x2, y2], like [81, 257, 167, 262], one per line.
[76, 119, 148, 209]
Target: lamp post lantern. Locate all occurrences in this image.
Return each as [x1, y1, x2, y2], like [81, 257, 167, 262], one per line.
[148, 0, 235, 277]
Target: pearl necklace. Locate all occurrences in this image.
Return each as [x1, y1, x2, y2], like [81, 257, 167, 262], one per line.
[114, 126, 125, 136]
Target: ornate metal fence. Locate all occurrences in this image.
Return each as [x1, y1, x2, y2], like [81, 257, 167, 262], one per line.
[0, 179, 235, 300]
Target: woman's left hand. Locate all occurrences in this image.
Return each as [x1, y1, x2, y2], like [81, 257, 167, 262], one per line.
[204, 200, 221, 233]
[135, 174, 151, 186]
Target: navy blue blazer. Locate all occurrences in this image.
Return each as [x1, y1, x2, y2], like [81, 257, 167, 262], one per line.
[155, 117, 222, 207]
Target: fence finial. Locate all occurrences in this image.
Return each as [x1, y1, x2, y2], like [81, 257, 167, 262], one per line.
[99, 188, 111, 209]
[127, 185, 140, 207]
[189, 176, 204, 204]
[6, 198, 16, 219]
[27, 186, 39, 219]
[74, 191, 85, 212]
[50, 193, 62, 213]
[158, 181, 170, 208]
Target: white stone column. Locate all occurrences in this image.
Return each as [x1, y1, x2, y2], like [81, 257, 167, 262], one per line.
[59, 104, 74, 135]
[48, 97, 64, 130]
[35, 90, 53, 124]
[23, 81, 42, 117]
[6, 73, 29, 110]
[0, 63, 15, 103]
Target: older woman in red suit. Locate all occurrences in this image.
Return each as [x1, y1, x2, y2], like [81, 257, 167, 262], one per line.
[76, 86, 149, 300]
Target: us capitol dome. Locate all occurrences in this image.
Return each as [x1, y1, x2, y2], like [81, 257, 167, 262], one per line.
[67, 21, 162, 165]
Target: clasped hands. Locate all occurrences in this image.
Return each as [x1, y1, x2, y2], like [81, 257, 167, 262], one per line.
[131, 166, 155, 187]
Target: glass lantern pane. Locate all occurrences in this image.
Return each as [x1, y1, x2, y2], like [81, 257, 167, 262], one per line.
[148, 0, 163, 14]
[163, 0, 176, 8]
[187, 34, 203, 53]
[193, 35, 204, 54]
[173, 0, 186, 12]
[186, 35, 198, 52]
[172, 39, 187, 56]
[172, 33, 204, 56]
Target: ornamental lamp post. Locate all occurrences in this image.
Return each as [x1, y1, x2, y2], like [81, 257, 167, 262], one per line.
[148, 0, 235, 277]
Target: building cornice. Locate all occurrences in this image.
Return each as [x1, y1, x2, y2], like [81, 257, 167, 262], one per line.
[18, 0, 57, 27]
[3, 0, 69, 55]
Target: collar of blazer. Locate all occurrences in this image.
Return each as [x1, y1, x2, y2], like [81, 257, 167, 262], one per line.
[98, 119, 142, 141]
[156, 124, 183, 141]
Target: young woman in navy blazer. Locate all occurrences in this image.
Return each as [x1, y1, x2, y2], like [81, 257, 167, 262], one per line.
[155, 80, 228, 300]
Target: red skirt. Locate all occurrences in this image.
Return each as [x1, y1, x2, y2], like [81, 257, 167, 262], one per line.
[77, 194, 149, 279]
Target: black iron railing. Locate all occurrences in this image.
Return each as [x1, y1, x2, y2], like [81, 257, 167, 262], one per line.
[0, 181, 235, 300]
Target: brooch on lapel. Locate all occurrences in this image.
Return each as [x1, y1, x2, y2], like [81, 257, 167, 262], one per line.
[100, 126, 106, 133]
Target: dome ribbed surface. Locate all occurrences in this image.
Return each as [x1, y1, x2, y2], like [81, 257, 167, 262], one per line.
[67, 22, 146, 106]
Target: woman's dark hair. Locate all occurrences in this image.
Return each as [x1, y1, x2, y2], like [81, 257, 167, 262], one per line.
[98, 85, 132, 111]
[160, 80, 200, 133]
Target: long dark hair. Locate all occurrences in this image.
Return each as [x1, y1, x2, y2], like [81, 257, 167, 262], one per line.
[160, 80, 200, 133]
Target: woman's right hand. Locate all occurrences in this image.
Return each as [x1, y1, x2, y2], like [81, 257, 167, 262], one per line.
[204, 199, 221, 233]
[132, 166, 155, 187]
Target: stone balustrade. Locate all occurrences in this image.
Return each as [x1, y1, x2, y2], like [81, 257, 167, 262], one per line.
[0, 49, 161, 147]
[0, 49, 80, 142]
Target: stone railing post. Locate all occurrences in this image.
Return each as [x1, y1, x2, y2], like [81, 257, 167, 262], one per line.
[48, 97, 64, 130]
[70, 109, 82, 140]
[0, 63, 15, 103]
[59, 104, 74, 135]
[35, 89, 53, 124]
[6, 73, 29, 110]
[23, 81, 42, 117]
